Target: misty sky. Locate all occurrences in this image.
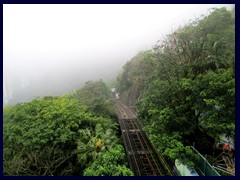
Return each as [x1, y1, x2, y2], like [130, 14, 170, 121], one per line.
[3, 4, 234, 105]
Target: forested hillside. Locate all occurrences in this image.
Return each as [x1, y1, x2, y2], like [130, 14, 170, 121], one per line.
[3, 81, 133, 176]
[116, 7, 235, 166]
[3, 7, 235, 176]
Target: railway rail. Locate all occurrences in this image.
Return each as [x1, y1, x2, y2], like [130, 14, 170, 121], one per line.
[114, 100, 175, 176]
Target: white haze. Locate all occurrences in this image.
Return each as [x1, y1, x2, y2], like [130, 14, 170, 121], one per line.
[3, 4, 234, 105]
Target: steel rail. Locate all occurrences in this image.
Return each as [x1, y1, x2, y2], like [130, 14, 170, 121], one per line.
[115, 106, 141, 175]
[128, 118, 157, 175]
[114, 100, 175, 176]
[122, 119, 150, 175]
[134, 119, 174, 175]
[117, 102, 157, 175]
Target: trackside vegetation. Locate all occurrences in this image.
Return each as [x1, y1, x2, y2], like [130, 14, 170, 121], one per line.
[116, 7, 235, 167]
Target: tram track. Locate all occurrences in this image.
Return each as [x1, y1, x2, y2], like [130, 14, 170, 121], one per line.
[114, 100, 175, 176]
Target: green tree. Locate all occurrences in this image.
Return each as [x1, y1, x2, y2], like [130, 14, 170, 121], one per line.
[3, 94, 119, 175]
[83, 145, 134, 176]
[72, 80, 116, 119]
[115, 51, 156, 105]
[77, 123, 118, 166]
[124, 7, 235, 167]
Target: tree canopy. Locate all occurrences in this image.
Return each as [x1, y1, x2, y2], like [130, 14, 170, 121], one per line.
[3, 81, 132, 176]
[3, 7, 235, 176]
[116, 7, 235, 167]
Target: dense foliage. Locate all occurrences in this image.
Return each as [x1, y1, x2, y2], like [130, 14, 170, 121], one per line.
[3, 81, 132, 176]
[72, 80, 116, 119]
[83, 145, 134, 176]
[3, 7, 235, 176]
[116, 51, 155, 106]
[116, 7, 235, 166]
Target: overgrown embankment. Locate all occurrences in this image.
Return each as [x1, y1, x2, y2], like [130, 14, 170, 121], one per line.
[3, 80, 133, 176]
[115, 7, 235, 167]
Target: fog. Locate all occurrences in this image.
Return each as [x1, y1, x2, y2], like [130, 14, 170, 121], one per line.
[3, 4, 234, 105]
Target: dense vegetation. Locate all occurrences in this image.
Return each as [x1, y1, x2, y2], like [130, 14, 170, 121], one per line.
[3, 80, 133, 176]
[3, 7, 235, 176]
[71, 80, 117, 119]
[116, 7, 235, 166]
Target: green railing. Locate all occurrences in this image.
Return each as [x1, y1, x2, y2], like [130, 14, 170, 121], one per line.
[191, 146, 220, 176]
